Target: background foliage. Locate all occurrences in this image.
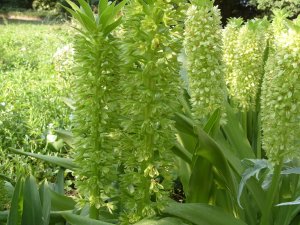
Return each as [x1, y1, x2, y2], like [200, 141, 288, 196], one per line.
[0, 24, 73, 181]
[250, 0, 300, 17]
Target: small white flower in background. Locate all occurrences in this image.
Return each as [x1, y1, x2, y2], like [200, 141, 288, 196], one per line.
[53, 44, 74, 73]
[47, 134, 57, 143]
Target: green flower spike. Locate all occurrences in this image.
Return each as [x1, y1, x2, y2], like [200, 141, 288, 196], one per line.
[118, 0, 184, 223]
[222, 18, 243, 102]
[229, 19, 269, 111]
[184, 0, 227, 124]
[65, 0, 126, 211]
[261, 20, 300, 164]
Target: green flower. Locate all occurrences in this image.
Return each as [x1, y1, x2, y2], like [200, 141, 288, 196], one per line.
[227, 19, 269, 111]
[261, 21, 300, 163]
[184, 0, 227, 124]
[118, 0, 184, 222]
[222, 18, 243, 101]
[68, 0, 124, 210]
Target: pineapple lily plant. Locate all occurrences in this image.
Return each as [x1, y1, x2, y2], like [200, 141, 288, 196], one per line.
[0, 0, 300, 225]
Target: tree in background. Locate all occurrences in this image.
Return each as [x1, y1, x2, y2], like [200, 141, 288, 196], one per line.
[249, 0, 300, 18]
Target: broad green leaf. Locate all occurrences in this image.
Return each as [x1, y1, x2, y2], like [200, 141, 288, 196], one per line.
[203, 108, 220, 135]
[61, 212, 114, 225]
[171, 143, 192, 164]
[7, 177, 24, 225]
[176, 130, 198, 155]
[21, 176, 43, 225]
[187, 157, 213, 203]
[134, 217, 186, 225]
[164, 203, 248, 225]
[49, 211, 69, 224]
[222, 104, 254, 159]
[9, 148, 78, 170]
[54, 168, 65, 195]
[174, 112, 195, 135]
[50, 189, 76, 211]
[38, 181, 51, 225]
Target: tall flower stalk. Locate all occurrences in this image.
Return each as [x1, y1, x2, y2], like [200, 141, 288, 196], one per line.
[65, 0, 126, 213]
[118, 0, 184, 223]
[184, 0, 227, 124]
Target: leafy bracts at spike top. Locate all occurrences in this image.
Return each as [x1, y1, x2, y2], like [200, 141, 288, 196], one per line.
[65, 0, 125, 210]
[184, 0, 227, 124]
[118, 0, 183, 223]
[261, 20, 300, 164]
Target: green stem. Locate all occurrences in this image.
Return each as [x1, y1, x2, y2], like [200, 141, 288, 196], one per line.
[240, 111, 247, 136]
[260, 160, 283, 225]
[256, 111, 262, 159]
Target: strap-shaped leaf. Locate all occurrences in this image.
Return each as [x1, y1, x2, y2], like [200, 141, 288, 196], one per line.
[103, 17, 122, 36]
[164, 203, 248, 225]
[21, 176, 43, 225]
[61, 212, 114, 225]
[9, 148, 78, 170]
[62, 5, 85, 27]
[50, 190, 76, 211]
[134, 217, 186, 225]
[39, 181, 51, 225]
[99, 0, 109, 15]
[7, 177, 24, 225]
[77, 0, 95, 20]
[65, 0, 81, 12]
[99, 3, 115, 28]
[76, 10, 97, 32]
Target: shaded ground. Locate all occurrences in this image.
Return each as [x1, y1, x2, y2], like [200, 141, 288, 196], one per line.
[0, 13, 44, 24]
